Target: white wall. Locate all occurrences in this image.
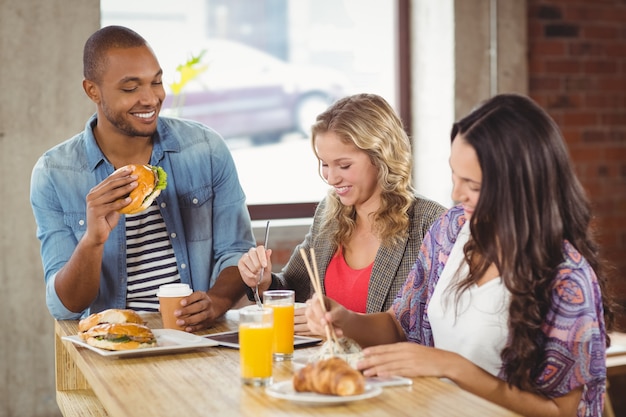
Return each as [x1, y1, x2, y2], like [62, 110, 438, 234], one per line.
[412, 0, 455, 207]
[411, 0, 527, 208]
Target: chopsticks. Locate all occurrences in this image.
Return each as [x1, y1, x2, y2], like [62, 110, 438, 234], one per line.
[299, 248, 340, 346]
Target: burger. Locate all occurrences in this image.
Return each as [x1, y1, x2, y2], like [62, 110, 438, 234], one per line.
[118, 164, 168, 215]
[80, 322, 157, 351]
[78, 308, 145, 333]
[78, 308, 157, 351]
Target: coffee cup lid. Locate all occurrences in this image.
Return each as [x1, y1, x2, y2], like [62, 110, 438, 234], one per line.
[156, 283, 192, 297]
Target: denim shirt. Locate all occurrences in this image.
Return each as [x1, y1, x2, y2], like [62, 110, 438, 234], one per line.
[30, 114, 255, 319]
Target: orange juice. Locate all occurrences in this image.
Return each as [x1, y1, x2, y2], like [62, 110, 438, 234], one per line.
[239, 323, 273, 381]
[263, 290, 295, 360]
[268, 304, 295, 356]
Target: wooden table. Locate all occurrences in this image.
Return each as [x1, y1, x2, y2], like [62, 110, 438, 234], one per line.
[604, 332, 626, 417]
[607, 331, 626, 378]
[55, 311, 521, 417]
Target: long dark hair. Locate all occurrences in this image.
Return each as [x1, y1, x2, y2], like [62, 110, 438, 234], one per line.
[450, 93, 614, 391]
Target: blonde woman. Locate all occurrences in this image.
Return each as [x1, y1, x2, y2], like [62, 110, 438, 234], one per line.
[238, 93, 445, 334]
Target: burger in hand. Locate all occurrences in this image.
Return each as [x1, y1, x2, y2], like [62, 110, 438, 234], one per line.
[118, 164, 168, 215]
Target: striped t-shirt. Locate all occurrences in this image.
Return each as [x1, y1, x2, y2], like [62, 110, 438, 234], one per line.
[125, 202, 180, 312]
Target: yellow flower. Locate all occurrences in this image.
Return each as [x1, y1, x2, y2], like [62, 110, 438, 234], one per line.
[169, 50, 208, 96]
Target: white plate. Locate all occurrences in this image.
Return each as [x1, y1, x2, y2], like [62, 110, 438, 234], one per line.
[240, 302, 307, 308]
[290, 357, 412, 388]
[62, 329, 219, 358]
[227, 303, 308, 322]
[240, 302, 307, 311]
[266, 380, 382, 405]
[291, 355, 310, 370]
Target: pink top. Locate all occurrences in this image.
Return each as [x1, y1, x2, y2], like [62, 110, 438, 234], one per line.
[324, 246, 373, 313]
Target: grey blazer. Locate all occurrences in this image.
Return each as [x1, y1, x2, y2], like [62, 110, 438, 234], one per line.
[269, 195, 446, 313]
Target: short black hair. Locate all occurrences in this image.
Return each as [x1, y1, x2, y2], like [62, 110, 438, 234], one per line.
[83, 25, 147, 82]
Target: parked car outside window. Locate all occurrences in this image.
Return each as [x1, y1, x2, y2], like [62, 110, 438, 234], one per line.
[160, 39, 351, 145]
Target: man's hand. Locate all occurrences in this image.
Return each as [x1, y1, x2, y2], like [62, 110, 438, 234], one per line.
[174, 291, 218, 332]
[54, 166, 140, 313]
[174, 266, 248, 332]
[84, 165, 138, 245]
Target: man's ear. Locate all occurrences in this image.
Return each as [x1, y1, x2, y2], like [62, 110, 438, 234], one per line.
[83, 79, 101, 104]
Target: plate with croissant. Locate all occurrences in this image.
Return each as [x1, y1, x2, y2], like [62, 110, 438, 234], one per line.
[266, 357, 382, 404]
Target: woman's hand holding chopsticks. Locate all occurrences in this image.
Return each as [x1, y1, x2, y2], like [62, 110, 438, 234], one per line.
[303, 292, 348, 340]
[299, 248, 341, 345]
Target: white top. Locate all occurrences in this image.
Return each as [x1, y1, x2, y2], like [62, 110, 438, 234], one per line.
[427, 221, 510, 376]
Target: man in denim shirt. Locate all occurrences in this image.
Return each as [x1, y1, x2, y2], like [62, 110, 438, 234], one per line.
[30, 26, 255, 331]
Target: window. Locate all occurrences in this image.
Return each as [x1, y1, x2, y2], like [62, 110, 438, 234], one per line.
[101, 0, 402, 219]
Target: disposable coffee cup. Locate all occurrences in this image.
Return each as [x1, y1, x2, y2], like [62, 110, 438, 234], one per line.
[156, 283, 193, 329]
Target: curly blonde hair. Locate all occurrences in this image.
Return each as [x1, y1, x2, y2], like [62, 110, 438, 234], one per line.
[311, 93, 414, 248]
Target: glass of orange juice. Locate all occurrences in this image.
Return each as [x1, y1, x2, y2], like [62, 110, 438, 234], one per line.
[263, 290, 295, 361]
[239, 307, 273, 386]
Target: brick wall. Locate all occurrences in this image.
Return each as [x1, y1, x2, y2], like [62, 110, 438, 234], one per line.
[528, 0, 626, 330]
[527, 1, 626, 414]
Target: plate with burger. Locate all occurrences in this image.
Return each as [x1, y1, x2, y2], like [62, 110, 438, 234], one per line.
[62, 308, 218, 358]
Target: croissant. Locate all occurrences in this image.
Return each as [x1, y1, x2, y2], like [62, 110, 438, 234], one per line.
[293, 357, 365, 396]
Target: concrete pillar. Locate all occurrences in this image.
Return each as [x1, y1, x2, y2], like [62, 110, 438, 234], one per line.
[0, 1, 99, 415]
[412, 0, 527, 206]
